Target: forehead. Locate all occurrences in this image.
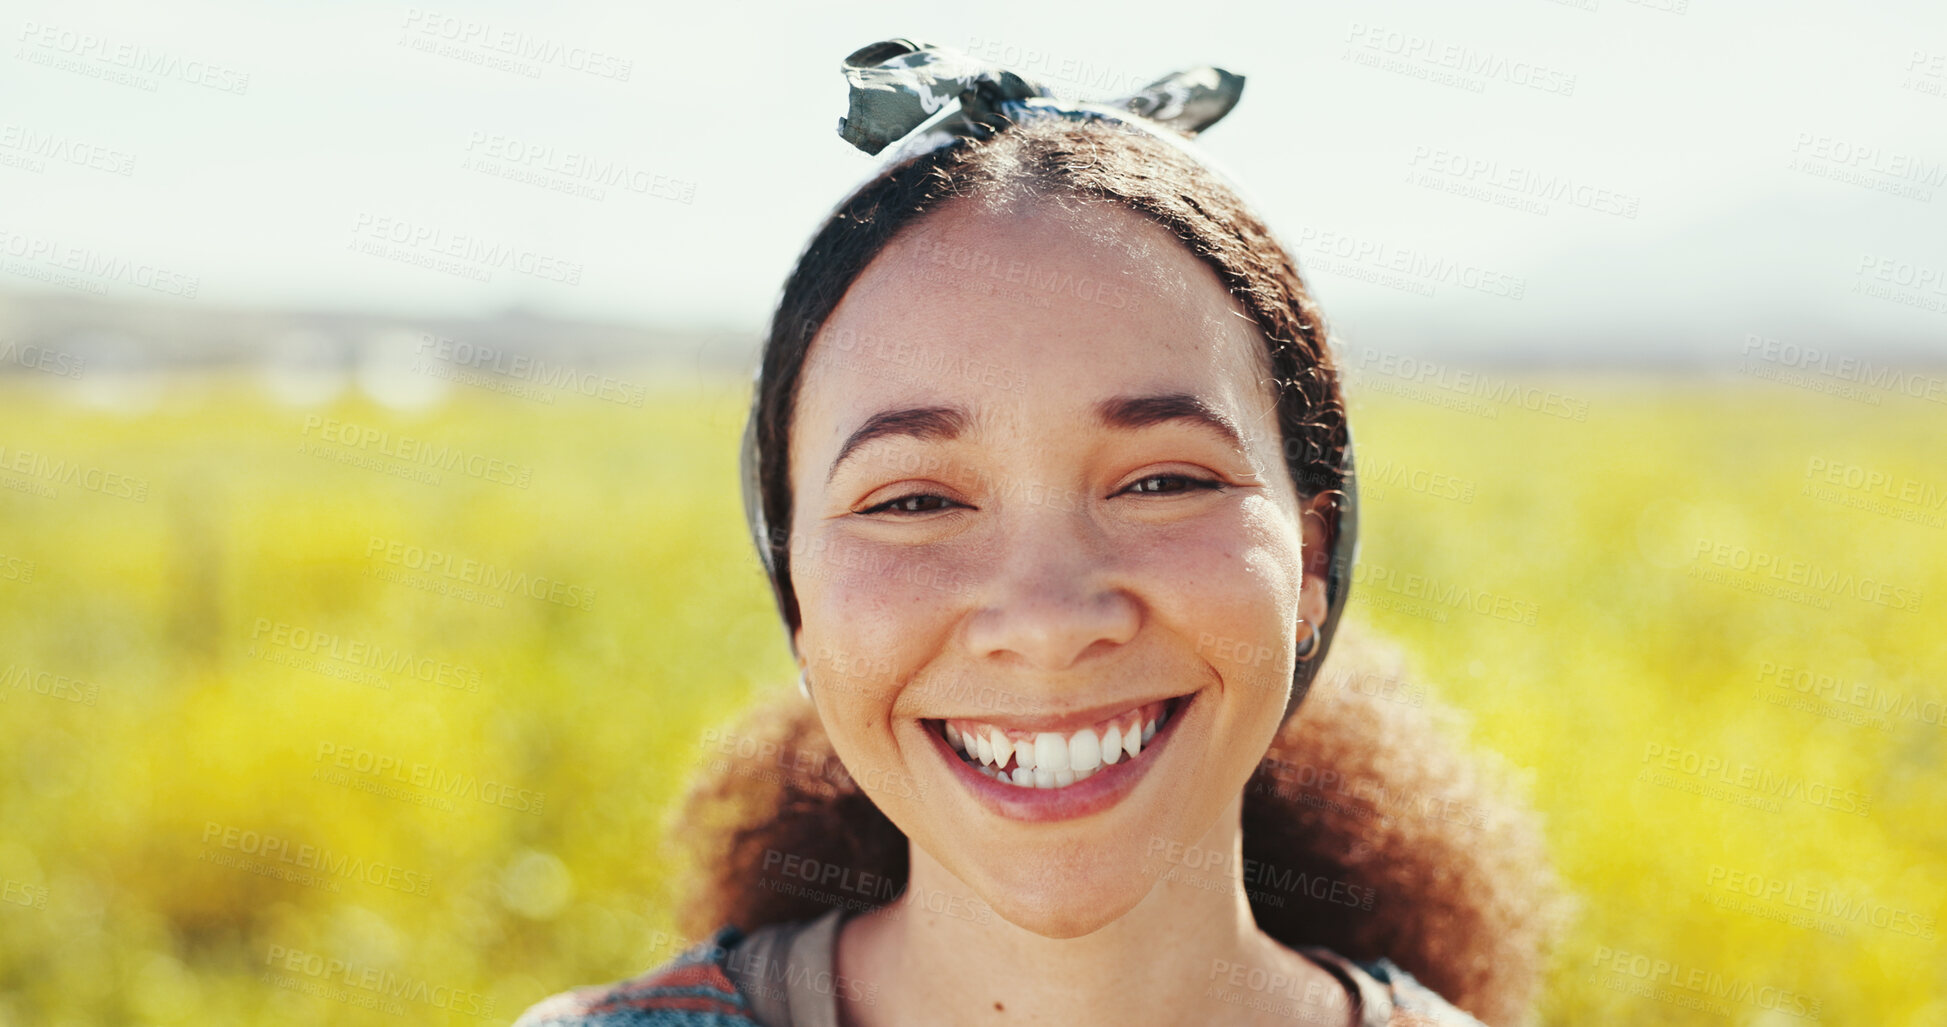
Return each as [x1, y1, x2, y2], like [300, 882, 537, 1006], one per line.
[796, 197, 1275, 440]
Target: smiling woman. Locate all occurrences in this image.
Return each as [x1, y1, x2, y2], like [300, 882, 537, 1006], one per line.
[516, 39, 1562, 1027]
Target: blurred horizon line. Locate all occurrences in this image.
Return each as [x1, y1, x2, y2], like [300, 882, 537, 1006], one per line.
[3, 286, 1945, 385]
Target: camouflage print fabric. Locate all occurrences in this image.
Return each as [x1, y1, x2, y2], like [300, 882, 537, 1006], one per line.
[836, 37, 1245, 156]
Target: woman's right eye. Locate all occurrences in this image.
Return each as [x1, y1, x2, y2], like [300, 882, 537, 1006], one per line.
[861, 493, 958, 516]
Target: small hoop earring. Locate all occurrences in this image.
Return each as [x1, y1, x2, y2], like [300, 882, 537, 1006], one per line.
[1295, 617, 1320, 662]
[797, 669, 812, 701]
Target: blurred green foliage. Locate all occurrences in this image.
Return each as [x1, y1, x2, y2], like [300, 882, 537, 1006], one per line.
[0, 370, 1939, 1024]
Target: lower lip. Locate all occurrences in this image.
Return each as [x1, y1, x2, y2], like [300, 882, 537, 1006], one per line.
[924, 693, 1196, 823]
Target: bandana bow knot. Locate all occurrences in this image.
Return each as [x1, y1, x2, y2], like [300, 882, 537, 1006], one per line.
[836, 38, 1245, 157]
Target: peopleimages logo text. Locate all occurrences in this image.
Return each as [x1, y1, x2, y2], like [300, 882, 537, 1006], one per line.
[365, 537, 596, 611]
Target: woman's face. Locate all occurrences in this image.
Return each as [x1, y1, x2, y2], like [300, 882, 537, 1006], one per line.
[786, 195, 1331, 937]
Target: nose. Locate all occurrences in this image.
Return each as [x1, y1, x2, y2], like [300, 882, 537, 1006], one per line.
[959, 501, 1141, 672]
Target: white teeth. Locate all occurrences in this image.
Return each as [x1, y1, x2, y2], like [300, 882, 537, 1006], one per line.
[947, 698, 1180, 788]
[988, 762, 1094, 789]
[1033, 733, 1069, 773]
[1068, 729, 1101, 773]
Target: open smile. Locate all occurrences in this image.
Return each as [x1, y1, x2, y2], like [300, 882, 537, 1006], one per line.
[921, 692, 1195, 822]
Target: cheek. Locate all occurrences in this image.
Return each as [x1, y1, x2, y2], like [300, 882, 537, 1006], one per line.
[792, 533, 967, 754]
[1131, 499, 1305, 683]
[795, 533, 967, 673]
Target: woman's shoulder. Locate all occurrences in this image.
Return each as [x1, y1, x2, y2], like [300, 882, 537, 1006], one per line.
[512, 927, 763, 1027]
[1352, 955, 1489, 1026]
[1301, 944, 1487, 1027]
[513, 926, 1487, 1027]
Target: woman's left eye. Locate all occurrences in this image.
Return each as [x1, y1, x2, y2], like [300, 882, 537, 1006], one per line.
[1122, 474, 1224, 496]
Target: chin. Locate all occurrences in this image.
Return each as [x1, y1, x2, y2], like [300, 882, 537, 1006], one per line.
[984, 879, 1147, 939]
[949, 846, 1156, 939]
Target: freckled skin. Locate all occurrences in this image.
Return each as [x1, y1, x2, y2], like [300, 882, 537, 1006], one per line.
[787, 196, 1337, 1026]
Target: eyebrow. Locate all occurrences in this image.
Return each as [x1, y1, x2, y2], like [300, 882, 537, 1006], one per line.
[1093, 392, 1250, 454]
[827, 405, 971, 484]
[826, 392, 1249, 484]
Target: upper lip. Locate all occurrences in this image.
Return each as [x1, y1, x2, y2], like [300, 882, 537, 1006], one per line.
[920, 692, 1191, 734]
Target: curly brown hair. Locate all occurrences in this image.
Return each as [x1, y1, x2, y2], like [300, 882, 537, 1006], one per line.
[685, 114, 1567, 1026]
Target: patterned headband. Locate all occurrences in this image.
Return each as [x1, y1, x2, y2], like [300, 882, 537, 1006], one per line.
[741, 39, 1359, 718]
[835, 37, 1244, 161]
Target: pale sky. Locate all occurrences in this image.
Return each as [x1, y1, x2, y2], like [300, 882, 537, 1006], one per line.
[6, 0, 1946, 360]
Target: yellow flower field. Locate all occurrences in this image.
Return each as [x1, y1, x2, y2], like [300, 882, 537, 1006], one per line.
[0, 367, 1940, 1025]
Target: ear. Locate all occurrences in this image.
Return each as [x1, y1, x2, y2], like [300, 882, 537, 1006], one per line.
[1297, 491, 1336, 636]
